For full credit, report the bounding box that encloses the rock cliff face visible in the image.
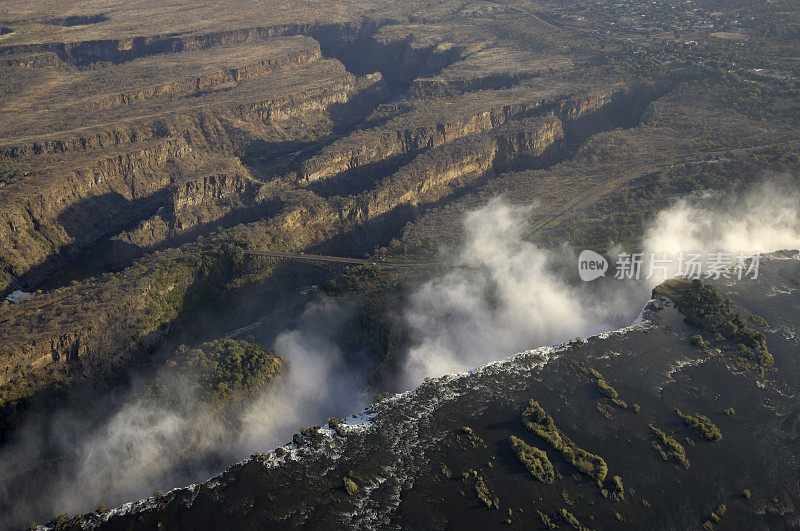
[0,65,384,291]
[0,76,647,408]
[90,42,324,111]
[296,86,626,186]
[0,9,664,462]
[118,171,276,248]
[0,138,191,288]
[298,101,542,184]
[0,64,631,298]
[0,24,330,66]
[0,60,381,159]
[353,116,565,218]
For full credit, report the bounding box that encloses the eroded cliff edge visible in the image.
[55,257,800,530]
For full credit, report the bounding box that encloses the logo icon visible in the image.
[578,250,608,281]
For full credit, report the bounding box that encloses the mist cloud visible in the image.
[401,178,800,387]
[400,198,645,387]
[642,179,800,283]
[0,299,370,528]
[235,298,370,453]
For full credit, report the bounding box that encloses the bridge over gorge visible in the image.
[243,249,437,269]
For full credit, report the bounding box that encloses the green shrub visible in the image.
[508,436,555,483]
[757,348,774,366]
[522,399,608,485]
[611,475,624,500]
[709,503,726,523]
[0,162,24,187]
[474,475,499,509]
[677,410,722,442]
[738,344,754,359]
[146,337,284,411]
[343,477,358,496]
[611,397,628,408]
[596,378,619,399]
[596,402,613,419]
[652,441,669,461]
[588,368,626,407]
[691,334,707,349]
[560,508,581,529]
[650,424,690,468]
[537,510,557,529]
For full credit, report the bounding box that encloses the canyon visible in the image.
[0,0,799,527]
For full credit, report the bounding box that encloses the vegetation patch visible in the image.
[656,279,774,373]
[343,476,358,496]
[0,162,24,187]
[649,424,690,468]
[508,435,555,483]
[596,402,613,420]
[611,475,625,501]
[586,367,627,408]
[596,378,618,400]
[473,473,499,509]
[522,399,608,486]
[447,426,486,451]
[676,410,723,442]
[704,503,727,528]
[560,508,582,529]
[328,417,348,437]
[146,337,284,411]
[537,510,557,529]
